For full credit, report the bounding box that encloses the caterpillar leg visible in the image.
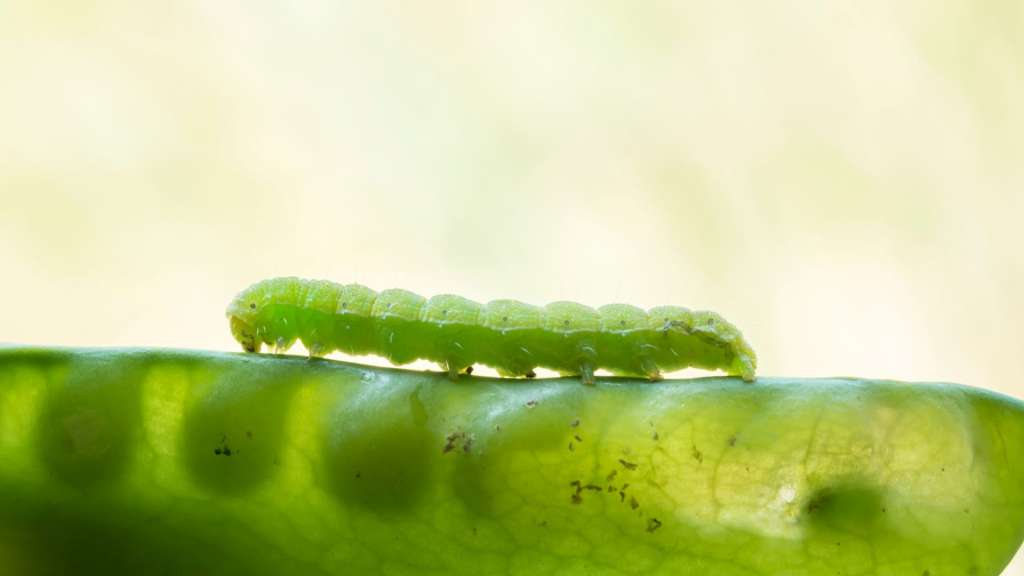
[274,337,290,354]
[640,357,662,381]
[579,362,595,386]
[307,343,327,358]
[524,370,537,379]
[444,361,463,381]
[576,344,597,386]
[463,365,474,375]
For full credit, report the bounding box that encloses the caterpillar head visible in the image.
[226,284,266,353]
[229,316,260,353]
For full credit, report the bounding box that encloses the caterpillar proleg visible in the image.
[226,277,757,383]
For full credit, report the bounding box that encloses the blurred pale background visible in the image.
[0,2,1022,569]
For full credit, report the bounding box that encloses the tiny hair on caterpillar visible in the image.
[226,277,757,384]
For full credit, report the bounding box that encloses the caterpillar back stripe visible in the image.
[226,277,757,384]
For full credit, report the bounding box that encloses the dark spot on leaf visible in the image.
[646,518,662,533]
[630,496,639,510]
[619,459,638,471]
[803,483,885,532]
[443,431,467,454]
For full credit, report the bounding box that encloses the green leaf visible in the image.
[1,346,1023,575]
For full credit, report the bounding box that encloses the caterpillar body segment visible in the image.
[227,277,758,382]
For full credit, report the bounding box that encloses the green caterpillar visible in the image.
[226,277,757,383]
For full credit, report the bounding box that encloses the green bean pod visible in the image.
[1,346,1023,575]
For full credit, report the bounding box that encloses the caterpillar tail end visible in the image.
[731,351,757,383]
